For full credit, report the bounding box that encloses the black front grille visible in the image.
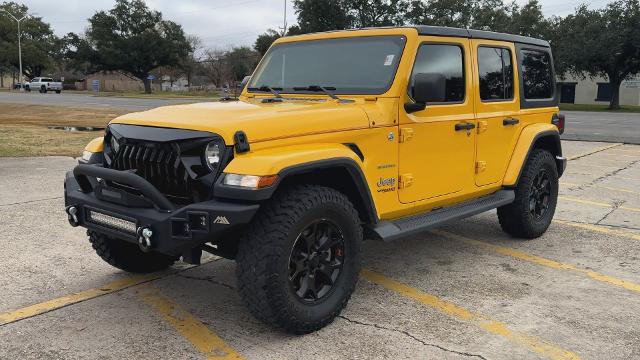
[111,142,194,202]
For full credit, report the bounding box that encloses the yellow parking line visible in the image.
[554,220,640,241]
[435,230,640,293]
[136,285,243,360]
[560,182,640,195]
[0,273,163,326]
[559,195,640,213]
[362,269,580,360]
[567,143,623,160]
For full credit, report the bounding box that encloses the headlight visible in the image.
[110,136,120,154]
[205,141,222,171]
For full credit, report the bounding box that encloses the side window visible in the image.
[520,49,553,99]
[410,44,465,103]
[478,47,513,101]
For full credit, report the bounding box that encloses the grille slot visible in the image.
[111,143,193,202]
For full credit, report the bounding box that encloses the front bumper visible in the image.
[64,165,259,256]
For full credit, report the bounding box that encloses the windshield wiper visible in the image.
[292,85,340,100]
[247,85,283,98]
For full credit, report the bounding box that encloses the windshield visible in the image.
[248,36,406,95]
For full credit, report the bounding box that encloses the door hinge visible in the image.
[477,120,488,134]
[476,161,487,173]
[399,173,414,189]
[399,128,414,143]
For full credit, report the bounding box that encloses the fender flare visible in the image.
[503,125,563,186]
[214,146,378,223]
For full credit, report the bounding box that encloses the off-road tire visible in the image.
[236,185,362,334]
[498,149,558,239]
[88,231,177,273]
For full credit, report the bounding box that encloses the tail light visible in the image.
[552,113,565,134]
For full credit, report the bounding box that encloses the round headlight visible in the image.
[205,142,221,171]
[110,136,120,154]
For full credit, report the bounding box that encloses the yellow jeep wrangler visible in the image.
[65,26,566,334]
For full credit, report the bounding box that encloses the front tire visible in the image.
[89,231,177,273]
[40,86,47,93]
[498,149,558,239]
[236,185,362,334]
[55,90,61,94]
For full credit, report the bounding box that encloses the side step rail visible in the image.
[367,190,515,242]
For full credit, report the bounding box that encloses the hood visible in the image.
[110,98,371,144]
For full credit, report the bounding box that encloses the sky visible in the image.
[20,0,611,50]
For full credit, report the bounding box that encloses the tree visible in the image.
[291,0,351,33]
[345,0,408,27]
[553,0,640,109]
[70,0,191,93]
[0,2,60,78]
[254,29,281,55]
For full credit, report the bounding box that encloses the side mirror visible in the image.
[405,73,447,113]
[240,75,251,89]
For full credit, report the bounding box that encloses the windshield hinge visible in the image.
[399,174,414,189]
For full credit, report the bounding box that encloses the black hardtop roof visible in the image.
[413,26,549,47]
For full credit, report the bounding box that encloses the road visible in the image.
[0,141,639,359]
[562,111,640,144]
[0,91,210,110]
[0,91,638,143]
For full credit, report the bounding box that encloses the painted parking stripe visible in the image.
[361,269,580,360]
[0,259,218,326]
[567,143,623,160]
[554,220,640,241]
[435,230,640,293]
[0,273,163,326]
[136,285,243,360]
[561,182,640,195]
[559,195,640,213]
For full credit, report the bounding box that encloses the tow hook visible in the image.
[137,227,153,252]
[66,206,80,227]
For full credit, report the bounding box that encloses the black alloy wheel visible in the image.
[529,169,551,219]
[288,219,345,302]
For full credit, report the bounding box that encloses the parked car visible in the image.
[65,26,566,334]
[25,77,62,93]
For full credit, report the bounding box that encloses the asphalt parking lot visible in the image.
[0,140,638,359]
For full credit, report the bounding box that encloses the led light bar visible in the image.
[86,209,137,235]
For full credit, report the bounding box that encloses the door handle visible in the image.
[455,122,476,131]
[503,118,520,126]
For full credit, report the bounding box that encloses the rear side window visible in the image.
[410,44,465,103]
[477,47,513,101]
[520,49,553,99]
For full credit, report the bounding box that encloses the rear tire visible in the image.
[55,90,61,94]
[236,185,362,334]
[88,231,177,273]
[498,149,558,239]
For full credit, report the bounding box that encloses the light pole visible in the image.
[1,10,29,91]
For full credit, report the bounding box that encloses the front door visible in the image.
[472,40,521,186]
[398,37,476,204]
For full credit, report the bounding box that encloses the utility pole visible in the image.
[1,10,29,91]
[280,0,287,36]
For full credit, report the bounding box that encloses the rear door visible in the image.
[472,40,521,186]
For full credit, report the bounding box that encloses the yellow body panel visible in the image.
[503,122,559,186]
[85,137,104,153]
[98,27,560,222]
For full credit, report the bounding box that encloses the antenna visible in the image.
[281,0,287,36]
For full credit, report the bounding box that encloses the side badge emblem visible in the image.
[387,132,395,141]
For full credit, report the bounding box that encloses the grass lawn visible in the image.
[0,103,128,157]
[559,103,640,112]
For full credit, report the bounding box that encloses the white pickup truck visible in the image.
[25,77,63,93]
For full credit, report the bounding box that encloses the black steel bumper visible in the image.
[64,165,259,256]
